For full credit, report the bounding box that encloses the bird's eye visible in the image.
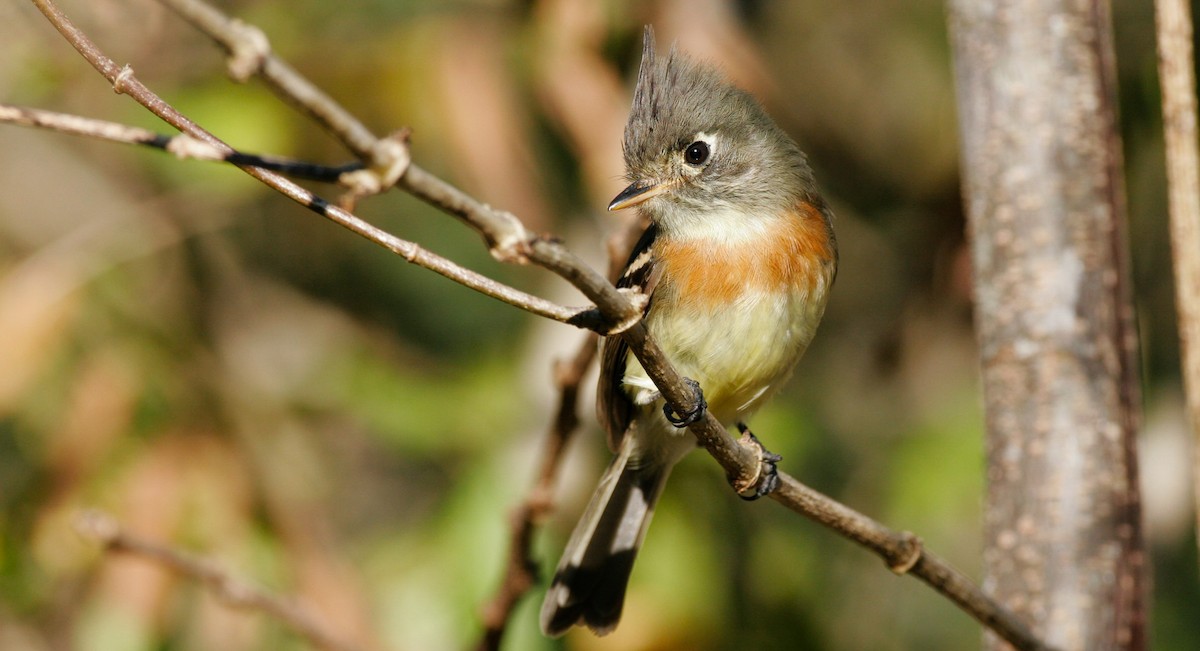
[684,141,710,166]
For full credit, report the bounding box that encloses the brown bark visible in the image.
[947,1,1146,650]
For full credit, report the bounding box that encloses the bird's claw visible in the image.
[663,377,706,427]
[734,423,782,500]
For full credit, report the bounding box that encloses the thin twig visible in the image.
[155,0,381,164]
[1,103,169,147]
[0,103,363,182]
[476,336,596,651]
[770,477,1052,650]
[74,510,369,651]
[1155,0,1200,570]
[157,0,412,209]
[30,1,1053,649]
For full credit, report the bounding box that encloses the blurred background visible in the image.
[0,0,1192,649]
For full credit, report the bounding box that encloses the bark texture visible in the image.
[947,1,1146,650]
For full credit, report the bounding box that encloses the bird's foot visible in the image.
[734,423,782,500]
[663,377,706,427]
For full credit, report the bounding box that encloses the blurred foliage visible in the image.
[0,0,1194,650]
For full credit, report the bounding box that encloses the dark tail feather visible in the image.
[540,440,670,637]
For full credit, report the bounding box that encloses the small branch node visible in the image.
[371,128,412,187]
[487,215,534,264]
[337,129,412,210]
[336,169,382,210]
[226,19,271,82]
[165,133,225,160]
[887,532,924,575]
[113,65,136,95]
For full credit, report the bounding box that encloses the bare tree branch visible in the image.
[0,103,367,182]
[28,0,1054,648]
[156,0,384,168]
[476,335,596,651]
[1155,0,1200,570]
[26,0,603,332]
[74,509,372,651]
[1,103,170,147]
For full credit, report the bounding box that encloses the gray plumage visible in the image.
[622,27,822,221]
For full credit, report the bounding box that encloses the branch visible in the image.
[156,0,383,166]
[156,0,403,209]
[1155,0,1200,570]
[0,103,366,182]
[476,335,596,651]
[27,0,603,333]
[74,510,369,651]
[770,478,1052,650]
[31,1,1053,649]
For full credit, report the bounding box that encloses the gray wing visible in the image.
[597,222,660,450]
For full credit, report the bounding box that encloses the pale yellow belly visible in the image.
[622,282,827,424]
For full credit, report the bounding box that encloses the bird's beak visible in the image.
[608,179,673,211]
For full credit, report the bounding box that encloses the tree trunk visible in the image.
[946,1,1147,650]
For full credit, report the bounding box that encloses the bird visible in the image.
[540,26,837,637]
